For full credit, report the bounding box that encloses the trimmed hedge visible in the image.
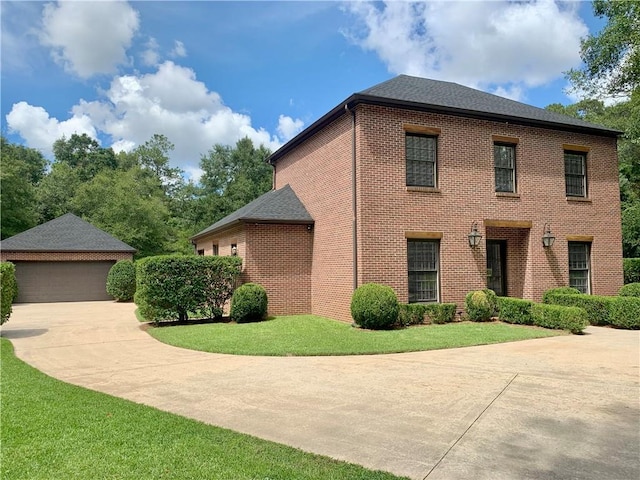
[106,260,136,301]
[351,283,399,330]
[542,286,581,304]
[397,303,457,326]
[1,262,17,325]
[465,290,493,322]
[543,293,614,326]
[497,297,534,325]
[609,297,640,329]
[230,283,268,323]
[623,258,640,284]
[135,255,242,323]
[531,303,588,334]
[619,283,640,297]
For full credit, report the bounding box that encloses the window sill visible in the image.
[566,196,592,203]
[406,186,441,193]
[495,192,520,198]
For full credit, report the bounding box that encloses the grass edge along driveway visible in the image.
[0,338,406,480]
[147,315,566,356]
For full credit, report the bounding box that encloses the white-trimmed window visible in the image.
[407,239,439,302]
[406,133,437,187]
[568,242,591,294]
[494,143,516,193]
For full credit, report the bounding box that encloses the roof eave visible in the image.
[267,93,622,164]
[190,217,315,242]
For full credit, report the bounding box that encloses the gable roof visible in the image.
[0,213,136,252]
[191,184,314,240]
[269,75,621,164]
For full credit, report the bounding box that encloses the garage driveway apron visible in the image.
[2,302,639,480]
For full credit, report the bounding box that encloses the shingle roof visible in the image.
[0,213,136,252]
[269,75,621,164]
[191,184,313,240]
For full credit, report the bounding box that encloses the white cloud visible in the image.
[141,37,160,66]
[5,102,97,156]
[6,61,292,171]
[277,115,305,141]
[345,0,588,94]
[170,40,187,58]
[40,0,139,78]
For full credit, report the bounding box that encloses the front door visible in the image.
[486,240,507,296]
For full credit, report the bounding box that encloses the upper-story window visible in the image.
[565,150,587,197]
[406,133,437,187]
[494,143,516,193]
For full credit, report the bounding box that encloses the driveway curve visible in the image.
[2,301,639,480]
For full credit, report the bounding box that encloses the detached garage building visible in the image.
[0,213,135,303]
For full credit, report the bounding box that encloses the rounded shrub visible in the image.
[483,288,498,316]
[619,282,640,297]
[542,286,581,304]
[465,290,493,322]
[106,260,136,301]
[350,283,399,330]
[230,283,268,323]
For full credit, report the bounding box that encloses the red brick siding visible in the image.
[1,251,133,262]
[356,104,622,310]
[244,224,312,315]
[194,225,246,260]
[274,114,355,321]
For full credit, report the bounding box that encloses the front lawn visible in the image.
[147,315,565,356]
[0,338,406,480]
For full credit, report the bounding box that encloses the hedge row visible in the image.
[1,262,18,325]
[135,255,243,323]
[623,258,640,284]
[619,283,640,297]
[544,292,640,329]
[497,297,588,333]
[397,303,457,326]
[106,260,136,301]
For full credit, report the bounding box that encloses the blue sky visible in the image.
[1,1,604,179]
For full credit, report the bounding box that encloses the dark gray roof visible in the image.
[192,184,313,239]
[0,213,136,252]
[269,75,621,164]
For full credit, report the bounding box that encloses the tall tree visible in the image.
[567,0,639,99]
[53,133,117,181]
[0,137,48,238]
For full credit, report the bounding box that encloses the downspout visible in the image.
[346,103,358,291]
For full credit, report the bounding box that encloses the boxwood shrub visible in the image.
[483,289,498,317]
[397,304,426,326]
[497,297,534,325]
[619,282,640,297]
[230,283,268,323]
[623,258,640,284]
[544,293,614,326]
[106,260,136,301]
[397,303,457,326]
[465,290,493,322]
[541,286,581,304]
[0,262,17,325]
[425,303,457,324]
[351,283,399,330]
[531,303,588,334]
[609,297,640,329]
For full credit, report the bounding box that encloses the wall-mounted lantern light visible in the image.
[231,244,238,256]
[468,222,482,248]
[542,223,555,248]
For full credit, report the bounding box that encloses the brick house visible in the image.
[193,75,623,321]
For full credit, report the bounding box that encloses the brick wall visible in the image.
[1,251,133,262]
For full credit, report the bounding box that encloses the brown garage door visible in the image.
[14,261,116,303]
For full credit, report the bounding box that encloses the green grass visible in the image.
[147,315,566,356]
[0,338,407,480]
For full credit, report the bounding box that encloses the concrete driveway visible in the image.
[2,302,639,480]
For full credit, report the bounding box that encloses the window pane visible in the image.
[408,240,439,303]
[494,145,514,168]
[568,242,590,294]
[406,134,436,187]
[565,152,586,197]
[408,272,438,302]
[495,167,514,192]
[494,144,515,192]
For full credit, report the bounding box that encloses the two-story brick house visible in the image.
[193,75,623,321]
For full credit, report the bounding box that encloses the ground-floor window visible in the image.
[407,239,439,302]
[568,242,591,294]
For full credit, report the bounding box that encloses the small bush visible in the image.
[483,289,498,316]
[619,283,640,297]
[497,297,534,325]
[542,286,581,304]
[351,283,399,330]
[531,303,588,334]
[623,258,640,284]
[465,290,493,322]
[230,283,268,323]
[106,260,136,301]
[1,262,18,325]
[397,304,426,326]
[425,303,457,324]
[544,293,614,326]
[609,297,640,329]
